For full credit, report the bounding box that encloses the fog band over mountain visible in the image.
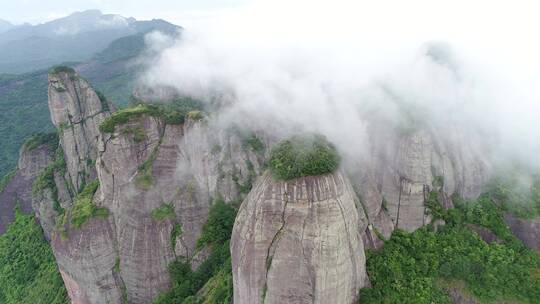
[141,0,540,172]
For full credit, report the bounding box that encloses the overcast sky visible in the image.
[0,0,247,25]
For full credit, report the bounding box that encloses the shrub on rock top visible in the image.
[269,134,341,180]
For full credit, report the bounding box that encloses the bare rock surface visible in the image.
[48,69,112,190]
[0,144,53,233]
[503,213,540,251]
[231,171,368,304]
[351,127,489,234]
[467,224,502,244]
[52,217,122,304]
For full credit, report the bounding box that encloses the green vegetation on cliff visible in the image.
[196,199,238,250]
[486,174,540,219]
[99,104,162,133]
[49,65,76,75]
[121,126,147,143]
[269,134,340,180]
[242,133,265,154]
[154,199,236,304]
[99,98,204,133]
[360,192,540,304]
[69,181,109,228]
[152,203,176,221]
[23,132,58,152]
[32,146,66,211]
[0,207,68,304]
[135,143,160,189]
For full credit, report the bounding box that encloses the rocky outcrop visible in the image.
[93,115,262,303]
[46,72,264,303]
[52,217,122,304]
[352,168,394,249]
[467,224,502,244]
[48,68,113,190]
[231,171,368,304]
[352,127,489,234]
[0,143,53,233]
[503,213,540,251]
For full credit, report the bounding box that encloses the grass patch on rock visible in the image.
[135,145,160,190]
[151,203,175,221]
[99,104,160,133]
[99,98,204,134]
[269,134,340,180]
[121,126,147,143]
[171,223,183,250]
[23,132,58,152]
[32,146,67,214]
[49,65,75,75]
[69,181,109,229]
[187,110,203,121]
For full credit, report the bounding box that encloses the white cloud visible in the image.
[142,0,540,170]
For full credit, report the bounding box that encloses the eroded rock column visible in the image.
[231,171,368,304]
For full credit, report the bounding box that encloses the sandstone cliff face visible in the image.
[353,128,489,235]
[48,69,113,190]
[0,143,53,233]
[45,70,264,303]
[53,216,123,304]
[91,116,261,303]
[231,171,368,304]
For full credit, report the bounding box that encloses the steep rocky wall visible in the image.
[0,143,53,233]
[231,171,369,304]
[352,128,489,235]
[48,69,113,190]
[52,216,123,304]
[47,79,264,304]
[94,115,262,303]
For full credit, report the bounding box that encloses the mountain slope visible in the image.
[0,10,179,74]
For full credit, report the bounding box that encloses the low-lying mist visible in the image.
[139,0,540,174]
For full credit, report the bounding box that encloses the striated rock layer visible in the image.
[43,69,264,303]
[48,68,113,190]
[352,127,490,248]
[231,171,369,304]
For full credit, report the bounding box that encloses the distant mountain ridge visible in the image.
[0,10,180,74]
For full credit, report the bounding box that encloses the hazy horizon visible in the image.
[0,0,246,26]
